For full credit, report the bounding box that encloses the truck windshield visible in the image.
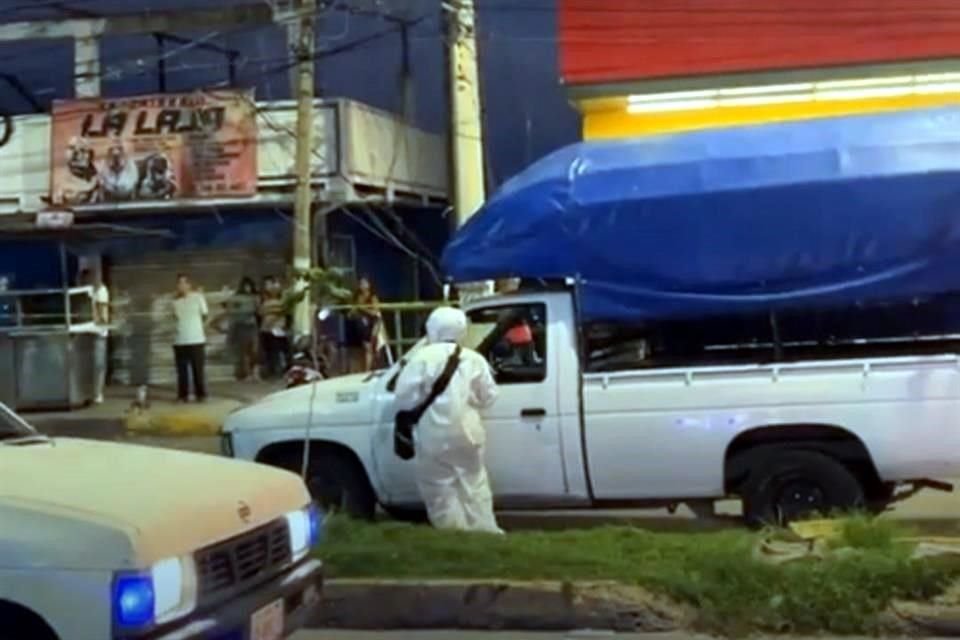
[0,403,37,439]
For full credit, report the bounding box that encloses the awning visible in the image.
[0,218,174,242]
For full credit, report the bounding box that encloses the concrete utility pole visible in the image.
[446,0,486,227]
[292,0,317,337]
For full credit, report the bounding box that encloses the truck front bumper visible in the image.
[126,558,323,640]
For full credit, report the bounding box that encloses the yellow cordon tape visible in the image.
[124,410,223,436]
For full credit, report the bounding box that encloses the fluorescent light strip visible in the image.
[626,72,960,114]
[816,75,916,90]
[627,98,718,113]
[628,89,717,104]
[717,82,814,97]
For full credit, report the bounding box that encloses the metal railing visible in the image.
[0,291,452,382]
[323,300,449,361]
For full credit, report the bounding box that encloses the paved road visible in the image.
[293,633,950,640]
[294,633,706,640]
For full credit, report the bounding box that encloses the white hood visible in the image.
[225,373,380,433]
[0,438,309,569]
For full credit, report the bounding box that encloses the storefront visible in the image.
[0,92,449,386]
[559,0,960,139]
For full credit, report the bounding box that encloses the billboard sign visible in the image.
[50,90,257,206]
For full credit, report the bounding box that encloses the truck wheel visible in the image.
[0,603,57,640]
[741,449,865,528]
[290,451,377,520]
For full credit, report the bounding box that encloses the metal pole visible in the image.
[292,0,317,337]
[154,33,166,93]
[447,0,485,226]
[74,25,101,98]
[59,241,70,329]
[228,52,238,87]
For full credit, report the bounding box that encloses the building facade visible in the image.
[559,0,960,139]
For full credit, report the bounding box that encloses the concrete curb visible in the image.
[309,580,693,632]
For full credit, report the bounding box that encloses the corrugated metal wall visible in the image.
[109,246,286,385]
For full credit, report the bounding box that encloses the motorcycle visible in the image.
[284,335,330,389]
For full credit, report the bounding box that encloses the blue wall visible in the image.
[86,207,449,300]
[0,0,576,298]
[0,241,64,289]
[0,0,580,188]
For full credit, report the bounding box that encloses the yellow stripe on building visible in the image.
[581,92,960,140]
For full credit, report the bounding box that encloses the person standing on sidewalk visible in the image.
[80,269,110,404]
[218,276,260,381]
[172,274,209,402]
[258,276,290,379]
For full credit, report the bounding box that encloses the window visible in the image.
[585,312,774,372]
[583,292,960,373]
[468,304,547,384]
[328,234,356,280]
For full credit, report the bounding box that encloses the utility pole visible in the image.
[447,0,486,227]
[292,0,317,337]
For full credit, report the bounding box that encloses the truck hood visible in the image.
[225,372,381,432]
[0,438,309,567]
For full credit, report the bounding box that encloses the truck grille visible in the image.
[195,519,292,601]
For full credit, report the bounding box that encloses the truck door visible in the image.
[466,302,568,505]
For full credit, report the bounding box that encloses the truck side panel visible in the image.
[582,355,960,500]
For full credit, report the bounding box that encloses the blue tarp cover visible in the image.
[441,107,960,322]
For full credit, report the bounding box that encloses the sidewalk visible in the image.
[25,381,280,450]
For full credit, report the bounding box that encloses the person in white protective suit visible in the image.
[394,306,503,534]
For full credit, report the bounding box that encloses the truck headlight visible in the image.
[113,556,197,629]
[285,504,323,560]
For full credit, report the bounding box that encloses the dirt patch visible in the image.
[312,580,693,632]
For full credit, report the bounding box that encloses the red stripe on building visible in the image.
[559,0,960,86]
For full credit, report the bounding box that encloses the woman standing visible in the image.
[258,276,290,379]
[220,277,259,381]
[348,277,381,372]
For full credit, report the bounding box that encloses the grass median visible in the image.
[319,516,960,635]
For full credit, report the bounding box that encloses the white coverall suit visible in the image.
[394,307,503,534]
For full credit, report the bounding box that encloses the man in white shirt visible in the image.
[172,274,209,402]
[80,269,110,404]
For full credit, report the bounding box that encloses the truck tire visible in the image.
[0,603,57,640]
[741,449,865,528]
[286,450,377,520]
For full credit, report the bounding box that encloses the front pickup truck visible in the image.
[0,402,323,640]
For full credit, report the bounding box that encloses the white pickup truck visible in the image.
[0,402,322,640]
[223,287,959,526]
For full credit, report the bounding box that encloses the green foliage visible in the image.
[317,516,957,636]
[283,267,354,314]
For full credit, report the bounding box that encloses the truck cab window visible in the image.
[467,304,547,384]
